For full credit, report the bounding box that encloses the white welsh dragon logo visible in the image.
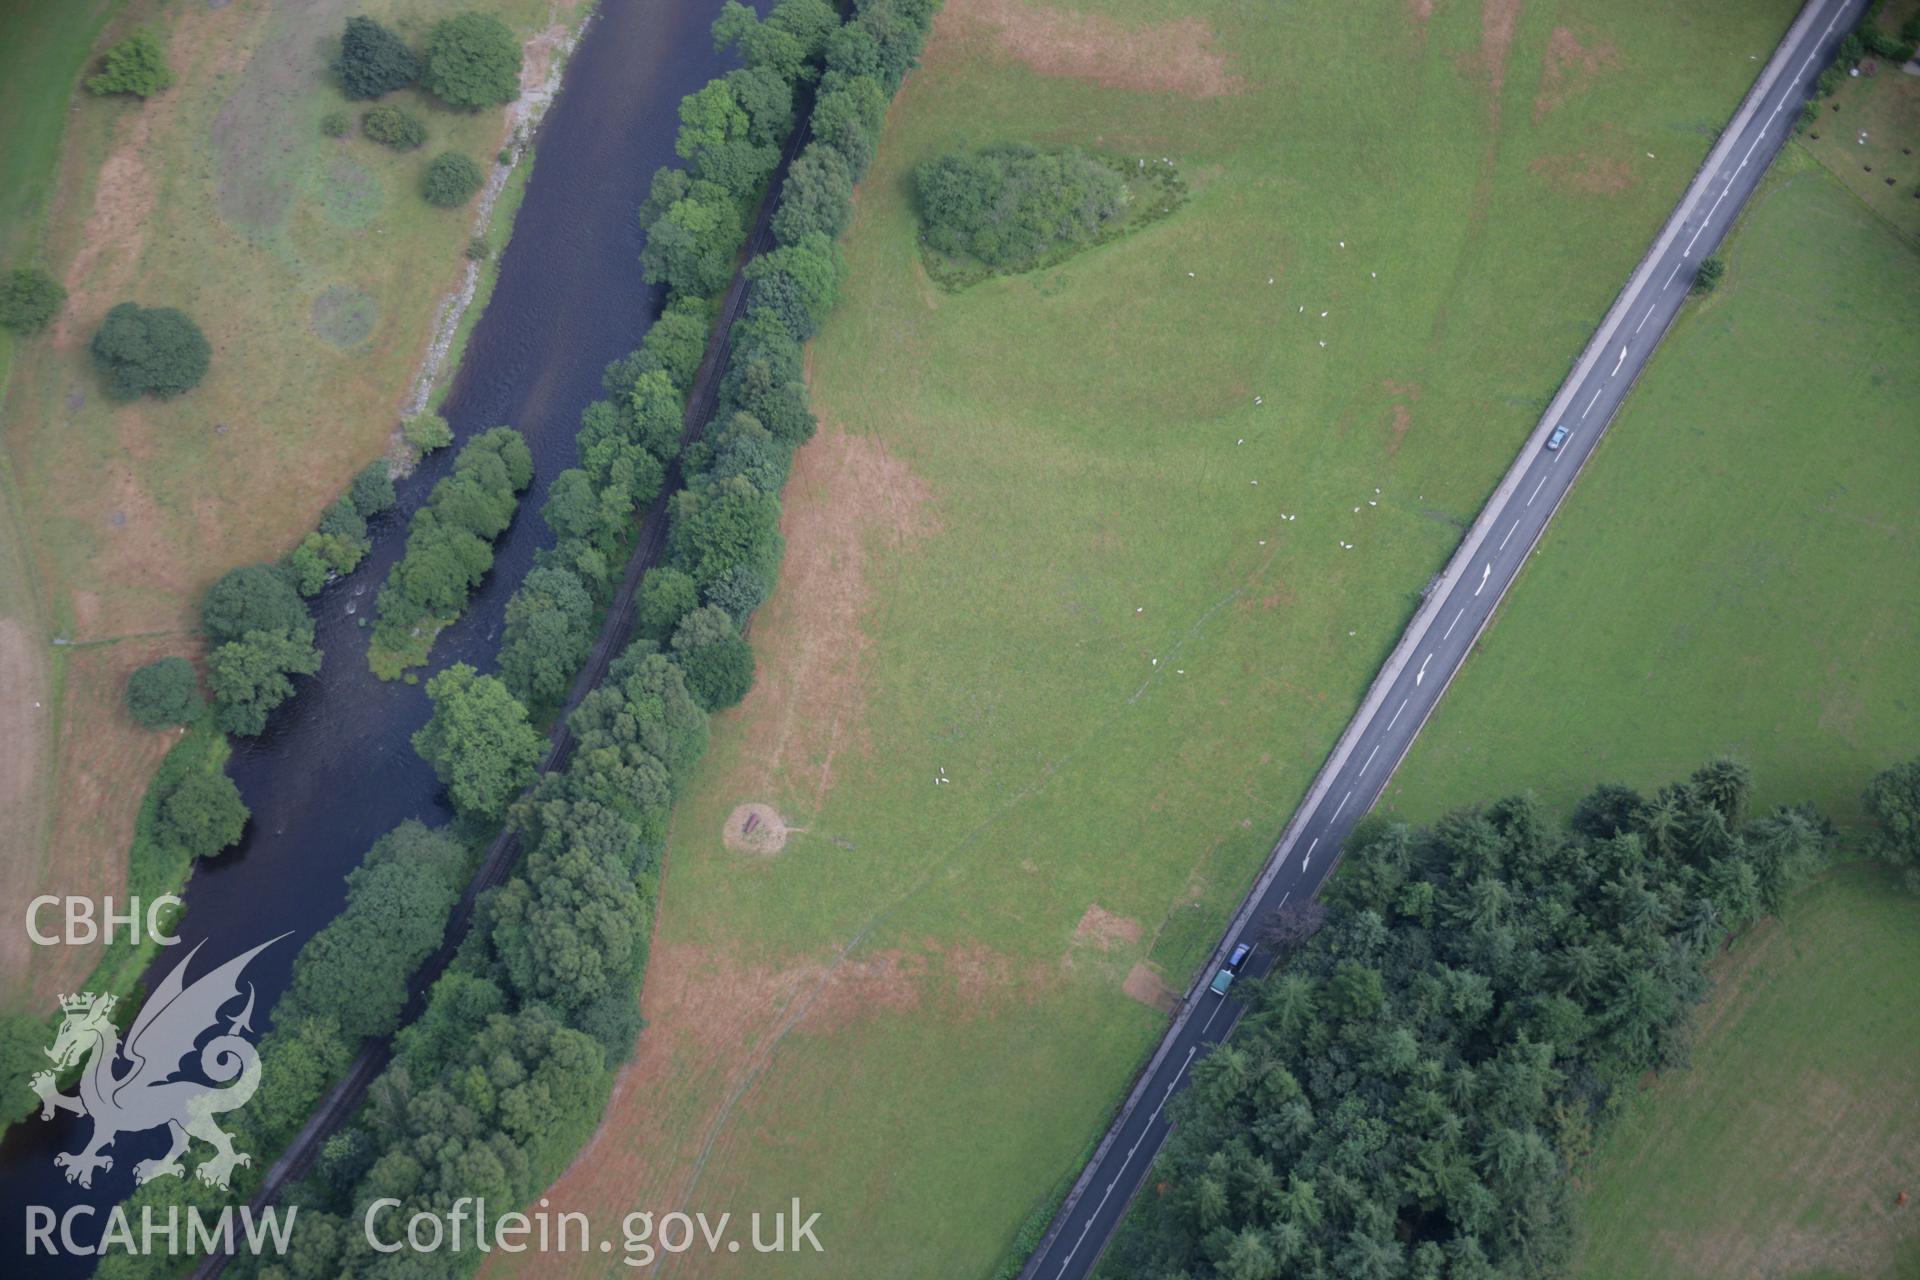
[30,937,283,1191]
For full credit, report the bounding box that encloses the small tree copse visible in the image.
[743,232,844,339]
[915,143,1127,272]
[0,267,67,333]
[89,303,211,399]
[334,16,419,100]
[638,170,745,298]
[498,566,594,706]
[321,109,352,139]
[87,29,175,98]
[422,151,485,207]
[772,143,855,246]
[637,567,700,640]
[126,656,203,728]
[362,105,428,151]
[670,605,755,710]
[202,564,311,644]
[421,12,522,110]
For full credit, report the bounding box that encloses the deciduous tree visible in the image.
[126,656,202,728]
[87,29,174,97]
[159,769,248,858]
[421,12,521,109]
[413,663,544,818]
[90,303,210,399]
[0,267,66,333]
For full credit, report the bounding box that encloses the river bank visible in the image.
[0,0,750,1266]
[0,0,593,1022]
[0,2,600,1122]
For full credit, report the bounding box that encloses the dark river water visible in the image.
[2,1,745,1269]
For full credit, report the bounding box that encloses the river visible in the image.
[0,0,744,1269]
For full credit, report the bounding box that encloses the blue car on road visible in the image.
[1208,942,1254,996]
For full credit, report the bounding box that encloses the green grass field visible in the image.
[478,2,1842,1277]
[1386,156,1920,835]
[1576,864,1920,1280]
[0,0,118,266]
[1800,0,1920,245]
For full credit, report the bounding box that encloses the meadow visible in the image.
[1576,864,1920,1280]
[476,1,1820,1276]
[0,0,576,1011]
[1386,157,1920,834]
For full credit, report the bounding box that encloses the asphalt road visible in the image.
[1017,1,1867,1275]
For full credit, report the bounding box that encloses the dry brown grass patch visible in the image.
[722,421,937,812]
[1123,961,1178,1012]
[500,935,1036,1278]
[1469,0,1524,99]
[1073,903,1143,949]
[6,637,188,1007]
[1534,24,1620,123]
[721,802,795,855]
[1529,149,1638,196]
[946,0,1244,99]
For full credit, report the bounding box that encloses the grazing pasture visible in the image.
[481,1,1820,1277]
[1388,159,1920,836]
